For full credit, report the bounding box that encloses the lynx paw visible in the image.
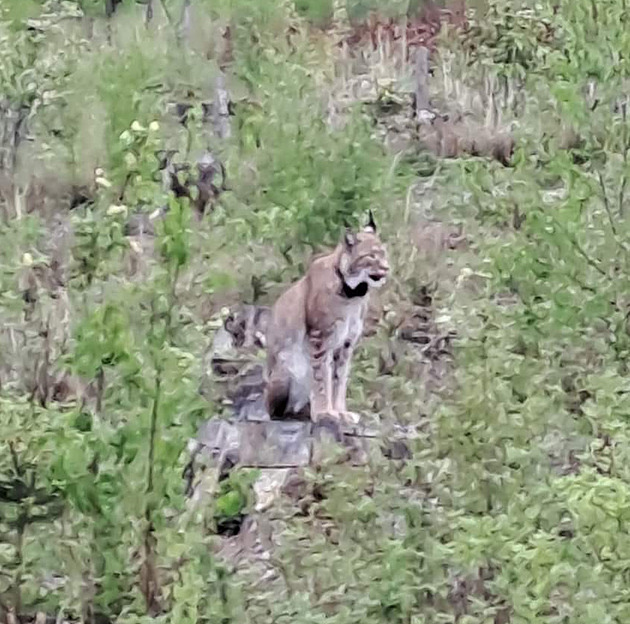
[313,413,343,443]
[312,410,343,442]
[339,411,361,426]
[312,409,340,423]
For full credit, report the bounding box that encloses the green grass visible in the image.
[2,0,630,622]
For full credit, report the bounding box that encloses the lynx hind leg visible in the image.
[265,365,311,421]
[292,400,311,421]
[265,368,291,420]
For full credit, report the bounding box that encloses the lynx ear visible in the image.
[344,228,356,249]
[365,209,377,233]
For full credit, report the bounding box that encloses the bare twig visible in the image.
[568,235,608,276]
[145,0,154,25]
[550,214,608,277]
[598,171,619,236]
[212,74,232,140]
[413,47,431,123]
[8,442,22,478]
[158,0,176,30]
[141,263,180,614]
[141,299,163,615]
[13,513,26,617]
[146,372,160,499]
[95,366,104,415]
[178,0,191,46]
[620,101,629,217]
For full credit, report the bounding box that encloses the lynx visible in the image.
[265,212,389,425]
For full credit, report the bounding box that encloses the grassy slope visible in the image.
[2,0,630,622]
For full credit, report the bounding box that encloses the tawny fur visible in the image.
[265,216,389,424]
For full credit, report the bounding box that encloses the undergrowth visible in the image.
[1,0,630,622]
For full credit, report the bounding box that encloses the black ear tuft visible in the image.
[366,209,377,233]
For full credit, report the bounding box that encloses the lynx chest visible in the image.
[327,298,367,350]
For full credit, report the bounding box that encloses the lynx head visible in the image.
[338,211,390,291]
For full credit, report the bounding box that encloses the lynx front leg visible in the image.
[333,342,360,425]
[308,330,336,421]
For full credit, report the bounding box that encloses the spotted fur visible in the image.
[265,213,389,424]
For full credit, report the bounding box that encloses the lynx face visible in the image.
[338,228,390,290]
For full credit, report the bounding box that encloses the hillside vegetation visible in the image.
[2,0,630,622]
